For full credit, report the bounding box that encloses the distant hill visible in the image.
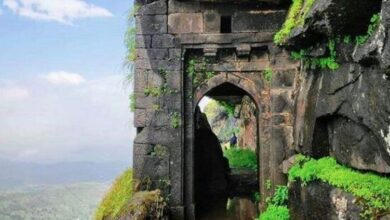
[0,160,129,189]
[0,182,109,220]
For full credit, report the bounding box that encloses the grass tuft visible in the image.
[95,168,133,220]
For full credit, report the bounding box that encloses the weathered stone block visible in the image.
[271,90,294,113]
[135,35,151,48]
[232,11,286,33]
[133,155,170,179]
[134,143,154,155]
[272,70,296,88]
[204,11,220,33]
[289,181,362,220]
[136,48,169,60]
[136,15,167,34]
[168,0,201,13]
[151,34,177,48]
[168,13,204,34]
[136,0,167,15]
[134,109,147,127]
[135,59,181,72]
[135,93,159,109]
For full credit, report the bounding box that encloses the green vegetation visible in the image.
[0,183,108,220]
[265,179,272,190]
[121,190,166,219]
[129,94,136,112]
[203,99,240,142]
[354,13,381,46]
[187,57,216,88]
[124,5,139,82]
[289,156,390,218]
[223,148,258,170]
[263,68,273,82]
[274,0,316,45]
[259,185,290,220]
[95,168,133,220]
[217,100,235,117]
[170,112,181,129]
[291,39,339,70]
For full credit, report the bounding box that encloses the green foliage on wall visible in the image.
[354,13,381,46]
[95,169,133,220]
[291,39,339,70]
[274,0,316,45]
[187,57,216,88]
[289,156,390,218]
[263,68,273,83]
[129,94,136,112]
[170,112,181,129]
[259,185,290,220]
[223,148,258,170]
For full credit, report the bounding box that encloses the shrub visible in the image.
[95,168,133,220]
[259,185,290,220]
[223,148,258,170]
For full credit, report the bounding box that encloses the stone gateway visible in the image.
[132,0,390,219]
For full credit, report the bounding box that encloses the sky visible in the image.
[0,0,135,164]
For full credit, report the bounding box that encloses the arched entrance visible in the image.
[194,82,260,220]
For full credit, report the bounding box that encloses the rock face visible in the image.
[293,0,390,173]
[287,0,382,48]
[194,107,229,219]
[289,181,362,220]
[237,96,258,151]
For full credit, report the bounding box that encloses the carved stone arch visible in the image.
[193,73,262,112]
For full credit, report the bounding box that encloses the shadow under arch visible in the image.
[192,76,261,220]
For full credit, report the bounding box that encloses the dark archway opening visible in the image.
[194,82,260,220]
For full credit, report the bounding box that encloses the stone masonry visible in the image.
[132,0,299,219]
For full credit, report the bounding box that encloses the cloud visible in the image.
[0,75,134,163]
[0,87,30,101]
[43,71,86,85]
[3,0,113,24]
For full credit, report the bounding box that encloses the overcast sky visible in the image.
[0,0,135,164]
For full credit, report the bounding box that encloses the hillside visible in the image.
[0,182,109,220]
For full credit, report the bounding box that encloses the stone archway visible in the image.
[193,80,261,220]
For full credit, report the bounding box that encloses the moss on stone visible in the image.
[289,156,390,218]
[274,0,316,45]
[121,190,166,220]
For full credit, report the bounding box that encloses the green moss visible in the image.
[355,13,381,46]
[259,205,290,220]
[291,39,339,70]
[263,68,273,83]
[95,168,133,220]
[274,0,316,45]
[223,148,258,170]
[289,156,390,218]
[259,185,290,220]
[170,112,181,129]
[123,190,166,219]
